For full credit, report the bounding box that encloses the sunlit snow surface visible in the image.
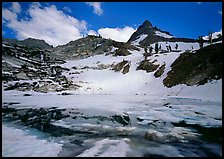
[56,41,221,101]
[77,138,131,157]
[203,30,222,40]
[131,34,148,45]
[155,31,173,38]
[2,124,63,157]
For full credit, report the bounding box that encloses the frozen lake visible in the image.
[2,93,222,157]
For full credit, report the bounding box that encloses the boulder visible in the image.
[114,48,131,56]
[154,63,166,78]
[136,60,159,73]
[112,60,130,73]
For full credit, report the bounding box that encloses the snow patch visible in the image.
[2,124,63,157]
[203,30,222,40]
[77,138,130,157]
[131,34,148,45]
[155,31,173,38]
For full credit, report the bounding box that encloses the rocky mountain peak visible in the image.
[142,20,153,29]
[136,20,154,34]
[127,19,159,44]
[127,20,197,46]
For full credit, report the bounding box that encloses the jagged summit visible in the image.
[134,20,154,35]
[127,20,196,46]
[142,20,153,29]
[127,19,172,45]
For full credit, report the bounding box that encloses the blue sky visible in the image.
[2,2,222,46]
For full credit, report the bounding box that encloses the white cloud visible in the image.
[88,30,98,36]
[218,11,222,15]
[3,2,135,46]
[85,2,103,16]
[98,26,136,42]
[196,2,202,4]
[63,7,72,13]
[2,3,87,47]
[11,2,21,13]
[2,8,18,21]
[30,2,41,9]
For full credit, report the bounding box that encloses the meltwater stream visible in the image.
[2,94,222,157]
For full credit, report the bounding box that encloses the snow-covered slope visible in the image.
[56,41,221,102]
[155,31,173,38]
[2,38,221,102]
[131,34,148,45]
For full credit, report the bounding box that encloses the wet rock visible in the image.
[46,124,75,136]
[72,66,77,69]
[4,82,33,91]
[16,72,31,80]
[56,87,64,92]
[166,134,180,142]
[2,73,18,81]
[136,117,144,122]
[163,103,170,106]
[39,108,48,115]
[112,115,130,126]
[2,106,16,114]
[143,153,165,157]
[67,84,82,91]
[71,139,84,146]
[69,71,80,75]
[172,121,222,144]
[3,107,73,136]
[61,92,73,95]
[81,66,90,69]
[33,82,59,93]
[24,93,32,96]
[17,109,28,117]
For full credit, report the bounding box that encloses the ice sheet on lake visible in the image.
[2,124,63,157]
[77,138,131,157]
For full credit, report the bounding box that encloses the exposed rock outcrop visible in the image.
[136,59,159,73]
[163,43,222,87]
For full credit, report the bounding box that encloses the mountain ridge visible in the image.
[2,37,53,50]
[127,20,197,46]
